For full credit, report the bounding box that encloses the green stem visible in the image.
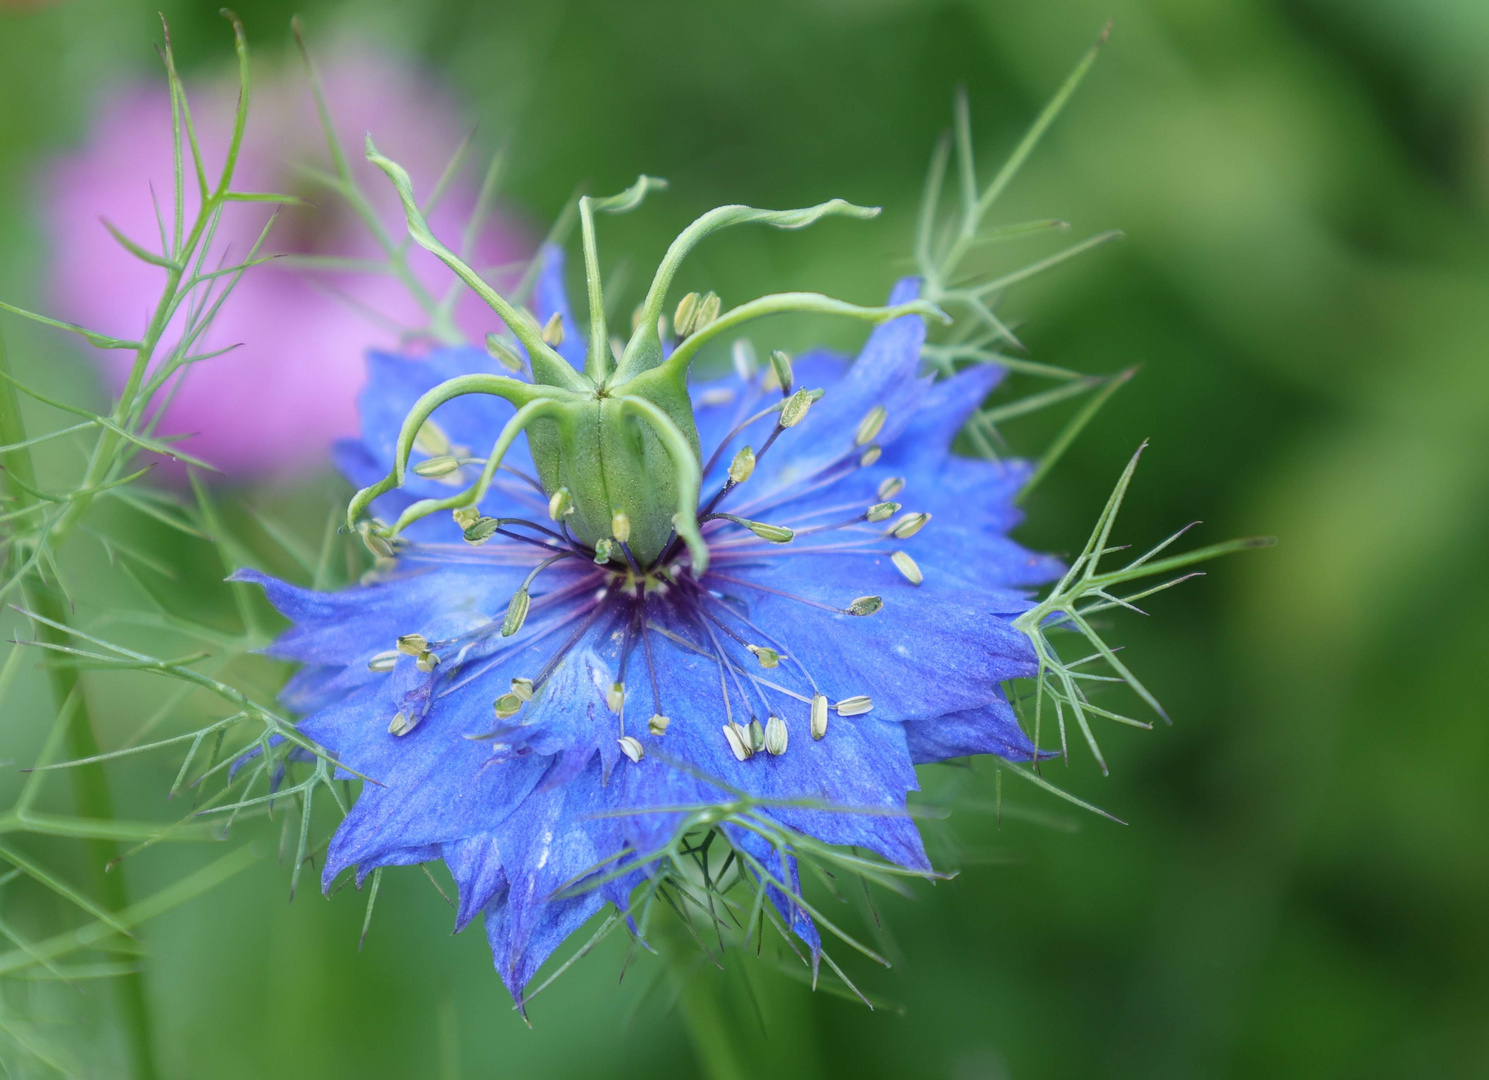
[664,933,750,1080]
[0,336,158,1079]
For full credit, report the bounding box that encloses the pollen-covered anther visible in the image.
[367,649,399,673]
[413,455,461,479]
[859,445,882,467]
[855,404,887,446]
[452,505,481,530]
[617,736,645,764]
[865,501,901,523]
[485,332,524,373]
[510,677,534,702]
[494,693,522,720]
[810,693,829,739]
[722,722,753,761]
[889,512,931,538]
[746,644,782,669]
[606,683,625,715]
[769,349,794,393]
[764,715,788,756]
[835,695,873,717]
[502,589,531,637]
[593,538,616,564]
[728,445,756,484]
[547,487,573,520]
[891,550,924,585]
[463,516,501,545]
[541,311,565,346]
[847,595,884,616]
[611,512,631,544]
[648,714,670,736]
[779,387,813,428]
[388,710,419,737]
[878,476,905,499]
[416,649,440,673]
[396,634,428,656]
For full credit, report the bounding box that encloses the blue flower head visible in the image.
[234,153,1097,1007]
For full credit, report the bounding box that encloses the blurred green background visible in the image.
[2,0,1488,1077]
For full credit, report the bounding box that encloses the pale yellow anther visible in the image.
[648,714,671,736]
[673,292,701,336]
[413,419,453,457]
[722,722,752,761]
[396,634,428,656]
[694,291,721,332]
[611,512,632,544]
[413,455,461,479]
[835,695,873,717]
[452,506,482,530]
[889,512,931,538]
[494,693,522,720]
[502,589,531,637]
[891,550,923,585]
[866,501,900,523]
[389,710,422,736]
[855,405,886,446]
[878,476,905,499]
[764,715,788,756]
[811,694,829,739]
[510,677,534,702]
[541,311,565,346]
[416,650,440,673]
[780,388,813,428]
[548,487,573,520]
[747,644,782,668]
[367,650,399,673]
[606,683,626,715]
[618,736,645,763]
[768,350,794,393]
[729,445,756,484]
[859,446,882,467]
[485,333,524,372]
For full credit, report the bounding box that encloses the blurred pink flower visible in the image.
[45,40,527,479]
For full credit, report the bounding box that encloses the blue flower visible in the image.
[238,232,1063,1003]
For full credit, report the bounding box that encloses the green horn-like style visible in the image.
[349,144,949,571]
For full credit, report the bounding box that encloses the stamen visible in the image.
[501,553,574,637]
[617,735,644,763]
[494,693,522,720]
[747,718,766,753]
[396,634,428,656]
[877,476,905,499]
[593,538,617,565]
[866,501,901,523]
[648,714,671,736]
[707,513,794,543]
[722,722,752,761]
[389,710,417,736]
[367,650,399,673]
[732,338,758,380]
[768,349,794,394]
[847,596,883,616]
[728,445,756,484]
[606,683,625,715]
[764,715,788,756]
[835,695,873,717]
[611,512,631,544]
[891,550,923,585]
[859,445,882,467]
[414,418,454,457]
[548,487,573,520]
[673,292,701,336]
[416,650,440,673]
[746,644,782,669]
[780,387,813,428]
[453,506,482,530]
[541,311,564,346]
[413,455,461,479]
[855,405,887,446]
[510,677,534,701]
[484,332,525,373]
[888,512,931,538]
[811,694,829,739]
